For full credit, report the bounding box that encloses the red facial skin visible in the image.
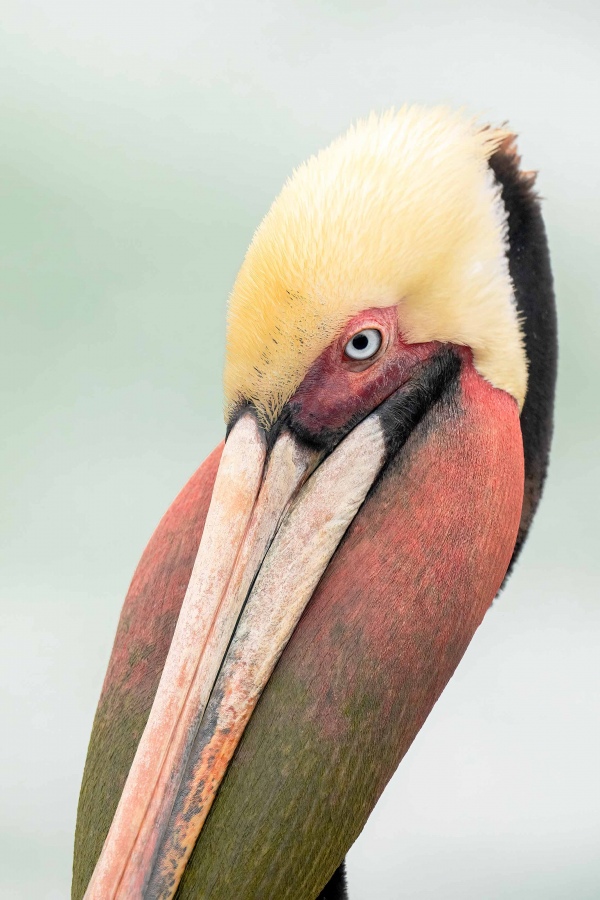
[73,309,524,900]
[288,306,457,440]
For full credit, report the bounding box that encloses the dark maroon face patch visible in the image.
[284,306,457,444]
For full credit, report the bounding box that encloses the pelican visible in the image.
[72,106,557,900]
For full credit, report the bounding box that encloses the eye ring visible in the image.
[344,328,382,361]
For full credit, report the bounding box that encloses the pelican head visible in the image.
[73,106,557,900]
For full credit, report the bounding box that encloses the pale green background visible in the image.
[1,1,599,898]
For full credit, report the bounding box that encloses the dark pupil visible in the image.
[352,334,369,351]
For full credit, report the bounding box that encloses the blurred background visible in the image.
[1,1,599,897]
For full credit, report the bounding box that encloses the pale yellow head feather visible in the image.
[224,105,527,425]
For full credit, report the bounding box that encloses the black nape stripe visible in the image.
[316,860,349,900]
[489,144,558,573]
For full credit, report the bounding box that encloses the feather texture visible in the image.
[224,106,526,425]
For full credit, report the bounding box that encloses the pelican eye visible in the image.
[344,328,382,361]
